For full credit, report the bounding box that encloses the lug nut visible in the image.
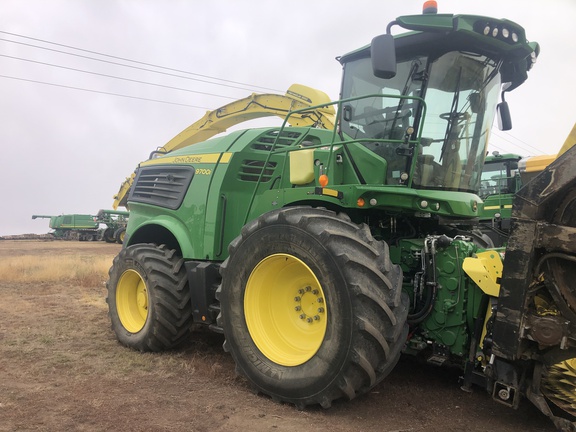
[318,307,325,313]
[298,289,305,295]
[312,289,319,295]
[314,315,320,321]
[306,317,313,323]
[317,298,324,303]
[294,296,301,302]
[295,306,301,311]
[299,314,306,320]
[305,286,311,292]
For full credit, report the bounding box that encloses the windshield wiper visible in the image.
[439,67,463,163]
[389,60,423,133]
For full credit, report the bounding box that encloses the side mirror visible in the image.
[497,102,512,131]
[371,34,396,79]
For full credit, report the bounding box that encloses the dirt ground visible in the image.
[0,240,556,432]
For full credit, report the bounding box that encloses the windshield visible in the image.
[341,56,426,183]
[340,56,426,141]
[341,51,501,192]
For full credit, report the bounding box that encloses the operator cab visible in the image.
[338,7,538,195]
[479,153,522,199]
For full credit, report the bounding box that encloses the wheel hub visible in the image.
[294,285,325,324]
[137,290,148,309]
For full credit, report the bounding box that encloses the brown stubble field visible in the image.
[0,240,555,431]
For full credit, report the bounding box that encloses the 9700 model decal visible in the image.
[195,168,212,176]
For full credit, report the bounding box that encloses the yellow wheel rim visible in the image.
[244,253,328,367]
[119,231,125,242]
[116,269,148,333]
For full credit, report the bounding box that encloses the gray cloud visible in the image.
[1,0,575,235]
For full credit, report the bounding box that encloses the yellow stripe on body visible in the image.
[484,204,513,210]
[140,152,232,166]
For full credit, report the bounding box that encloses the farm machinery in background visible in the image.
[31,214,99,241]
[107,2,576,430]
[477,152,523,247]
[96,209,130,243]
[32,210,129,243]
[479,122,576,247]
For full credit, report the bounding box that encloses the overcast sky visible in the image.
[1,0,575,235]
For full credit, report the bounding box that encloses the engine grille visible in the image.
[238,160,277,182]
[129,166,195,209]
[250,130,302,151]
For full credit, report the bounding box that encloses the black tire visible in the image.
[548,188,576,314]
[103,228,116,243]
[106,243,193,352]
[114,228,126,244]
[218,207,408,408]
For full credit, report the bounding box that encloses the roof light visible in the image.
[475,20,521,44]
[528,51,538,70]
[422,0,438,14]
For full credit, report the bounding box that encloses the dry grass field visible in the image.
[0,240,556,431]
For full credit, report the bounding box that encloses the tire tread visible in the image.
[219,207,408,408]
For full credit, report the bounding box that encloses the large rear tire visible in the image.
[114,227,127,244]
[103,228,116,243]
[218,207,408,408]
[106,243,192,352]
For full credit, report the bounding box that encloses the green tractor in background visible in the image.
[478,152,522,246]
[106,4,576,430]
[478,121,576,247]
[97,209,130,244]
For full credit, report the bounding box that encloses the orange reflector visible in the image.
[319,174,329,187]
[357,198,365,207]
